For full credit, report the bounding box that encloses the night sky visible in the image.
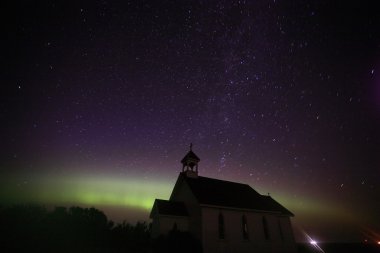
[1,0,380,243]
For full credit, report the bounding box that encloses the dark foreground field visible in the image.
[297,243,380,253]
[2,205,379,253]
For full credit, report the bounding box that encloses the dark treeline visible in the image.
[0,205,201,253]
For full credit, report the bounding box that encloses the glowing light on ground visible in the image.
[301,229,325,253]
[360,226,380,245]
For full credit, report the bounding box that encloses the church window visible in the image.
[242,215,249,240]
[218,212,225,239]
[262,216,270,240]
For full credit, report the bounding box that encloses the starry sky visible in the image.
[1,0,380,243]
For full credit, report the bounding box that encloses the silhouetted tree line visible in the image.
[0,205,202,253]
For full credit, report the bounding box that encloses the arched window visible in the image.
[242,215,249,240]
[218,212,225,239]
[262,216,270,240]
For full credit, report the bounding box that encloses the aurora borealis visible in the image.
[2,0,380,243]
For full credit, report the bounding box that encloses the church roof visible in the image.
[181,150,200,163]
[151,199,188,217]
[181,173,294,216]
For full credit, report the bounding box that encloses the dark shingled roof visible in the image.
[153,199,188,217]
[181,150,200,163]
[181,173,293,216]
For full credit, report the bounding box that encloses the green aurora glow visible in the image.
[0,174,171,212]
[0,172,353,226]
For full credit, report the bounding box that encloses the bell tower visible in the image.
[181,143,200,178]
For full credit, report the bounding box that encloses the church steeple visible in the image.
[181,143,200,178]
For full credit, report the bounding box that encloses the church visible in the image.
[150,146,297,253]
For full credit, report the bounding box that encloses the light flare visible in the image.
[301,229,325,253]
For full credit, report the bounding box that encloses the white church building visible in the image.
[150,146,297,253]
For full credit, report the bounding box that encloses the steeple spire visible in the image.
[181,143,200,178]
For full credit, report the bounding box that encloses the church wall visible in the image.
[170,180,202,239]
[151,213,160,238]
[278,216,297,250]
[262,214,297,253]
[154,215,189,236]
[150,200,190,238]
[201,207,296,253]
[170,179,198,204]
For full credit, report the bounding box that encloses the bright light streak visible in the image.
[300,228,325,253]
[360,226,380,245]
